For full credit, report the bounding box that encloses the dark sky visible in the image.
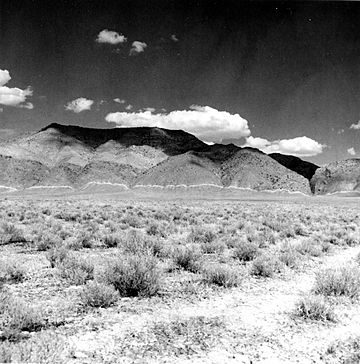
[0,0,360,164]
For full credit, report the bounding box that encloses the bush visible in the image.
[172,245,202,273]
[202,264,242,288]
[313,266,360,299]
[80,281,119,308]
[146,222,168,238]
[35,232,61,251]
[294,295,336,321]
[103,234,122,248]
[0,223,27,245]
[103,254,161,297]
[201,240,226,254]
[75,232,96,249]
[295,239,323,257]
[279,250,299,269]
[233,241,259,262]
[187,227,217,245]
[251,254,283,278]
[45,246,69,268]
[119,229,162,256]
[0,331,68,363]
[58,254,94,285]
[0,291,45,338]
[0,262,27,284]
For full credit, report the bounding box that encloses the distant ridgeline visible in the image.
[0,123,358,195]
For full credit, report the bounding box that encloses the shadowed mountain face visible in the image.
[269,153,319,181]
[0,123,324,194]
[311,159,360,195]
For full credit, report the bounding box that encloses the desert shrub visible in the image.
[122,214,143,228]
[293,224,309,236]
[0,223,26,245]
[202,264,242,288]
[233,241,259,262]
[80,281,119,308]
[295,239,323,257]
[122,316,225,358]
[0,262,26,284]
[172,245,202,273]
[119,229,162,256]
[75,231,96,249]
[187,227,217,245]
[58,254,94,285]
[279,249,299,269]
[103,233,122,248]
[294,295,336,321]
[201,239,227,254]
[313,266,360,299]
[45,246,69,268]
[344,233,359,247]
[103,254,161,297]
[146,222,168,238]
[35,232,61,251]
[0,331,68,363]
[0,291,45,338]
[325,336,360,364]
[251,254,283,278]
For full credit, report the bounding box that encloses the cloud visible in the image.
[347,147,356,156]
[114,98,126,104]
[125,104,133,110]
[350,121,360,130]
[105,105,251,142]
[0,69,33,108]
[129,41,147,55]
[96,29,127,44]
[171,34,179,42]
[244,136,324,157]
[65,97,94,113]
[0,70,11,86]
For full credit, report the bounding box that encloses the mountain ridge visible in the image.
[0,123,353,195]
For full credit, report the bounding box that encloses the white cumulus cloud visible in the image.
[129,41,147,55]
[105,105,251,143]
[0,69,33,108]
[114,98,126,104]
[347,147,356,156]
[350,121,360,130]
[244,135,324,157]
[96,29,127,44]
[65,97,94,113]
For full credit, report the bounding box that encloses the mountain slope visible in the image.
[269,153,319,180]
[0,123,319,194]
[310,159,360,194]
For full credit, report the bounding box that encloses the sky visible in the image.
[0,0,360,165]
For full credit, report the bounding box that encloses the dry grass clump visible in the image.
[314,266,360,299]
[0,261,27,284]
[0,223,26,245]
[45,246,69,268]
[187,227,217,245]
[233,240,259,262]
[201,239,227,254]
[80,281,119,308]
[0,290,45,340]
[103,233,122,248]
[202,264,243,288]
[325,336,360,364]
[121,316,225,358]
[294,295,336,322]
[0,331,69,363]
[34,231,62,251]
[251,254,283,278]
[295,238,323,257]
[58,254,94,285]
[103,254,161,297]
[172,245,202,273]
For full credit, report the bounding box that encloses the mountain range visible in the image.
[0,123,358,195]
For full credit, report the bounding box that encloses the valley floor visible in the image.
[0,196,359,363]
